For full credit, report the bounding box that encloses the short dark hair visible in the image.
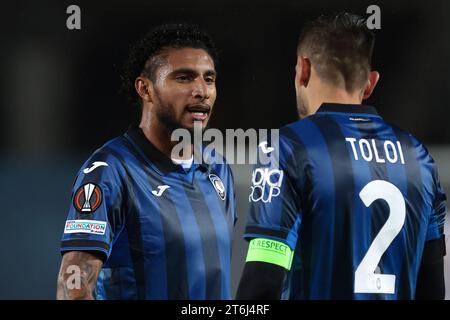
[121,23,218,108]
[297,12,375,92]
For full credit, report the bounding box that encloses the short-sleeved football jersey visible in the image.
[61,127,237,299]
[245,103,446,299]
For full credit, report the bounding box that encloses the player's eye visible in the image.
[175,75,190,82]
[205,76,215,84]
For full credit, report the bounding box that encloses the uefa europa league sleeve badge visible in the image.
[73,183,103,213]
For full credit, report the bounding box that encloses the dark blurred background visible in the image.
[0,0,449,299]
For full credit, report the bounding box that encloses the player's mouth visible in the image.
[186,104,211,121]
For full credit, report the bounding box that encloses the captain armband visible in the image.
[246,238,294,270]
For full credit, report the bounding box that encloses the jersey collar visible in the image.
[316,103,380,117]
[125,126,209,175]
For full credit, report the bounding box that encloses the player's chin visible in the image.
[182,118,209,132]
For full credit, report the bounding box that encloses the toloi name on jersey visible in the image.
[345,137,405,164]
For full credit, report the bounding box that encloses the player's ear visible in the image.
[135,76,154,103]
[296,56,311,88]
[362,70,380,100]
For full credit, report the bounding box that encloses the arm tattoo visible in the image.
[56,251,103,300]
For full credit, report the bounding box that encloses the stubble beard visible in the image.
[153,93,210,141]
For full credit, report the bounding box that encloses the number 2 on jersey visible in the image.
[354,180,406,294]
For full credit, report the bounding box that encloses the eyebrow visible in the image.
[171,68,217,77]
[204,70,217,77]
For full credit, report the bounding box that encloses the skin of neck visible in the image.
[302,68,365,117]
[139,106,193,160]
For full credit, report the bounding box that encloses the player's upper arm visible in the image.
[60,150,126,261]
[239,129,308,299]
[245,131,304,249]
[422,147,447,241]
[415,236,446,299]
[236,237,294,299]
[409,141,447,299]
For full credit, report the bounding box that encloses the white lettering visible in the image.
[384,140,398,163]
[249,168,284,203]
[345,137,405,164]
[345,137,359,160]
[359,139,373,161]
[397,141,405,164]
[371,139,385,163]
[366,5,381,30]
[181,304,215,318]
[66,5,81,30]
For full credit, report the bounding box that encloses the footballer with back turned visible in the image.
[237,12,446,299]
[56,23,237,300]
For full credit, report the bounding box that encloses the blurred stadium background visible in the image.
[0,0,449,299]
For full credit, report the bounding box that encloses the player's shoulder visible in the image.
[276,119,312,149]
[383,120,438,171]
[281,118,303,134]
[78,135,130,177]
[258,120,310,168]
[385,121,429,153]
[69,135,131,194]
[280,115,325,138]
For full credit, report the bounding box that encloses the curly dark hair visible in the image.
[297,12,375,92]
[121,23,218,114]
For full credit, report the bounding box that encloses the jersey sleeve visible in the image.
[244,132,304,250]
[60,150,126,261]
[425,155,447,242]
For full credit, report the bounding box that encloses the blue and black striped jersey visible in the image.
[61,127,237,299]
[245,103,446,299]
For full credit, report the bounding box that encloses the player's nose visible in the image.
[191,79,209,100]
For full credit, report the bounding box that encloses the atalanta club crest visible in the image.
[209,174,226,200]
[73,183,102,213]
